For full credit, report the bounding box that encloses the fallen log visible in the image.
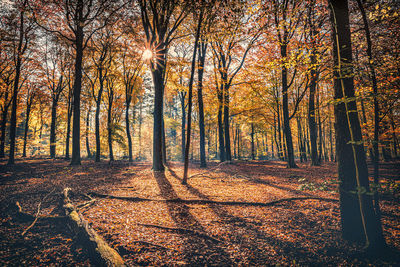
[63,188,125,267]
[89,192,338,207]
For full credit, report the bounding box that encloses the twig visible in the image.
[137,223,222,243]
[21,188,56,236]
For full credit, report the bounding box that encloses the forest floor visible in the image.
[0,158,399,266]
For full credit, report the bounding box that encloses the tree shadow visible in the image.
[152,171,232,265]
[167,167,322,265]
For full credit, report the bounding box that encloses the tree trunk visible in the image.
[50,100,58,158]
[0,105,8,158]
[71,22,84,166]
[308,60,320,166]
[65,90,72,159]
[95,69,105,163]
[107,91,114,162]
[151,49,166,171]
[356,0,384,238]
[183,9,202,184]
[281,44,297,168]
[224,85,231,161]
[125,102,133,162]
[217,88,225,162]
[198,41,207,168]
[330,0,385,250]
[8,9,25,165]
[179,92,186,162]
[85,106,91,158]
[22,99,32,157]
[251,123,255,160]
[0,90,10,158]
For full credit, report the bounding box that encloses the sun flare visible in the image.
[142,49,153,61]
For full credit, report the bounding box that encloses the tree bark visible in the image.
[71,13,84,166]
[330,0,385,250]
[151,50,166,171]
[50,100,58,158]
[217,87,225,162]
[125,102,133,162]
[183,8,203,184]
[85,105,91,158]
[179,91,186,163]
[22,98,32,157]
[281,44,297,168]
[8,8,25,165]
[356,0,384,239]
[0,91,10,158]
[198,41,207,168]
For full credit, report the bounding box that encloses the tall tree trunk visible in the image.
[198,41,207,168]
[281,44,297,168]
[8,9,25,165]
[85,106,91,158]
[50,100,58,158]
[330,0,385,250]
[22,99,32,157]
[356,0,384,238]
[125,102,133,161]
[95,70,105,162]
[308,61,320,166]
[71,20,84,165]
[0,90,10,158]
[276,101,284,160]
[217,87,225,162]
[224,85,231,161]
[0,105,8,158]
[183,9,202,184]
[107,91,114,162]
[179,92,186,162]
[162,116,166,164]
[151,49,166,171]
[251,123,255,160]
[65,90,72,159]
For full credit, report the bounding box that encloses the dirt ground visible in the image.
[0,158,399,266]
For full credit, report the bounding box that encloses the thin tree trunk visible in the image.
[251,123,255,160]
[356,0,384,239]
[0,91,10,158]
[125,102,133,161]
[217,87,225,162]
[65,90,72,159]
[22,99,32,157]
[50,100,58,158]
[183,9,203,184]
[198,41,207,168]
[8,8,25,165]
[179,92,186,162]
[85,105,91,158]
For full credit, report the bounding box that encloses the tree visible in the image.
[329,0,385,250]
[31,0,124,165]
[121,39,143,162]
[6,0,34,165]
[137,0,189,171]
[43,39,67,158]
[182,4,203,185]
